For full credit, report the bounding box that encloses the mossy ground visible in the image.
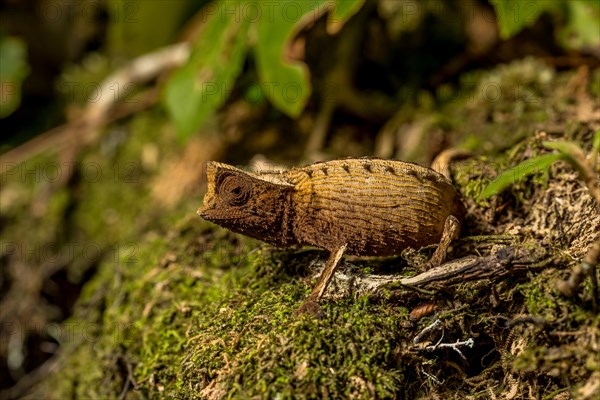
[4,59,598,399]
[41,205,599,399]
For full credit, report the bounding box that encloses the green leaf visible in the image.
[253,0,365,116]
[328,0,365,33]
[0,36,30,118]
[489,0,599,49]
[479,153,564,199]
[254,1,330,118]
[593,130,600,154]
[164,0,368,134]
[560,0,600,49]
[107,0,194,57]
[543,140,591,180]
[163,4,249,140]
[489,0,551,39]
[542,140,586,160]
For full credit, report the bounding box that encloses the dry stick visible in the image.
[413,319,442,345]
[118,355,138,400]
[316,245,549,300]
[430,148,473,181]
[412,318,474,361]
[425,338,475,361]
[396,245,547,289]
[580,147,599,311]
[1,42,190,171]
[587,238,600,312]
[574,145,600,204]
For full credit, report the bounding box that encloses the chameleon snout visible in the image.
[197,205,212,219]
[197,201,213,218]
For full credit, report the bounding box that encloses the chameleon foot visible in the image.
[294,244,347,317]
[428,215,461,267]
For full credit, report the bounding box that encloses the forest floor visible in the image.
[1,58,598,399]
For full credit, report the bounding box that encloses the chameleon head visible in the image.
[197,161,295,244]
[198,162,254,221]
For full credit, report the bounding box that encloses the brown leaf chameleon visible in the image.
[198,157,465,315]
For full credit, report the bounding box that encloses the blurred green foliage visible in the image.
[163,0,599,141]
[253,2,317,119]
[163,0,363,140]
[490,0,600,48]
[560,0,600,49]
[163,10,250,140]
[107,0,201,57]
[480,130,599,199]
[0,36,30,118]
[479,153,563,199]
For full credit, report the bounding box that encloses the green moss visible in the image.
[193,298,407,399]
[45,214,419,398]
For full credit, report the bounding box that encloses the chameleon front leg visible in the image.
[428,215,461,267]
[294,243,348,316]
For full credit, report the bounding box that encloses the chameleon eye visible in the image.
[219,175,251,206]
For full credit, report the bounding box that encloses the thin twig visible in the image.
[425,338,475,361]
[0,353,61,399]
[1,42,190,171]
[413,319,442,345]
[422,370,444,385]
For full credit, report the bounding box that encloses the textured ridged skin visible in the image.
[198,158,465,257]
[287,159,465,255]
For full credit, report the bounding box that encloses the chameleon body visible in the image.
[198,158,465,313]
